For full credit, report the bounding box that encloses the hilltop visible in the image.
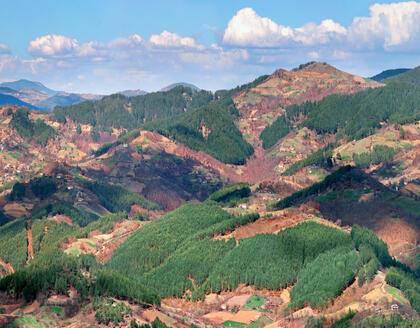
[0,79,102,110]
[370,68,411,82]
[0,94,39,110]
[117,89,148,97]
[0,79,61,95]
[381,65,420,86]
[160,82,200,92]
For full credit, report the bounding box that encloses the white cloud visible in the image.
[348,1,420,50]
[108,34,143,48]
[149,30,201,48]
[223,3,420,51]
[294,19,346,46]
[27,34,144,59]
[28,34,79,57]
[0,43,9,54]
[0,54,18,73]
[308,51,320,59]
[222,8,346,47]
[223,8,293,47]
[179,48,249,70]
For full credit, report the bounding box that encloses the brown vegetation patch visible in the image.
[3,202,28,218]
[23,300,40,314]
[0,256,14,277]
[376,218,418,253]
[48,214,73,225]
[62,219,144,263]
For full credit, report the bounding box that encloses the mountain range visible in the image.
[0,80,202,111]
[0,62,419,327]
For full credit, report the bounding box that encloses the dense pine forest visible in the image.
[9,107,56,146]
[53,86,213,129]
[260,82,420,150]
[144,103,254,164]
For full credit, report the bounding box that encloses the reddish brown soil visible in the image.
[23,301,40,314]
[48,214,73,225]
[375,218,419,267]
[62,220,144,263]
[0,257,14,277]
[214,209,306,240]
[26,219,34,263]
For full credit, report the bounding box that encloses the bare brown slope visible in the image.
[233,62,382,151]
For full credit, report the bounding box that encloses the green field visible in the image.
[243,295,264,310]
[86,241,96,248]
[386,287,407,303]
[17,314,44,328]
[49,306,63,313]
[222,320,246,327]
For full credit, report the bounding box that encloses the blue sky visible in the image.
[0,1,419,93]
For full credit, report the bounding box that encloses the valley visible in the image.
[0,62,419,328]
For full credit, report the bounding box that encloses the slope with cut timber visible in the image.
[234,62,382,148]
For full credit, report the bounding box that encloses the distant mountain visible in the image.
[0,94,39,110]
[381,66,420,86]
[0,87,18,94]
[370,68,410,81]
[36,93,87,110]
[117,89,148,97]
[0,80,102,110]
[0,79,61,95]
[160,82,200,92]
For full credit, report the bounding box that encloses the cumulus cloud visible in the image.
[348,1,420,50]
[223,8,293,47]
[149,30,200,48]
[222,8,346,47]
[223,3,420,51]
[27,34,144,59]
[28,34,79,57]
[294,19,346,46]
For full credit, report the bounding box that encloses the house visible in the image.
[239,203,248,209]
[391,304,399,311]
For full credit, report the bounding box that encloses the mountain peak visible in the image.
[0,79,60,95]
[160,82,200,92]
[292,61,341,74]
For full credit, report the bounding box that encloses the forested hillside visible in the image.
[9,107,56,146]
[53,86,212,129]
[0,94,39,110]
[108,203,365,306]
[297,83,419,139]
[381,66,420,86]
[260,82,420,149]
[144,103,254,164]
[370,68,410,82]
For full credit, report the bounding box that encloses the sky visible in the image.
[0,0,419,94]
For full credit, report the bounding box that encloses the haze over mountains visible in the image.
[1,65,418,112]
[0,79,202,110]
